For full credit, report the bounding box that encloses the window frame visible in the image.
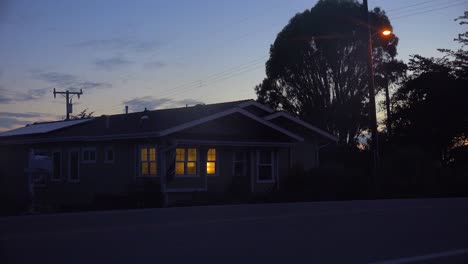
[232,151,247,177]
[206,148,218,177]
[51,150,62,182]
[104,147,115,163]
[138,145,157,177]
[81,147,97,164]
[256,150,275,183]
[175,147,199,177]
[68,149,80,183]
[30,148,50,186]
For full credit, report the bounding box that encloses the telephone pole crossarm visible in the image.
[52,89,84,120]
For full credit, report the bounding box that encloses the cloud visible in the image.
[123,96,204,112]
[95,56,134,70]
[123,96,172,112]
[69,38,162,53]
[0,112,60,132]
[0,112,48,118]
[143,61,166,69]
[0,117,30,130]
[34,72,76,86]
[0,70,110,104]
[32,71,111,90]
[0,87,50,104]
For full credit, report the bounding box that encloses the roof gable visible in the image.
[237,100,274,116]
[159,108,303,142]
[0,100,325,144]
[264,112,338,142]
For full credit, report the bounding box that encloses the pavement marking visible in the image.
[369,248,468,264]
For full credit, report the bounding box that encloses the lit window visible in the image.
[257,150,274,182]
[140,146,157,177]
[176,148,185,175]
[187,148,197,175]
[206,148,216,175]
[175,148,198,176]
[187,161,196,174]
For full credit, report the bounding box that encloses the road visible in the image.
[1,198,468,264]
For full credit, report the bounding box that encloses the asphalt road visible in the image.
[1,198,468,264]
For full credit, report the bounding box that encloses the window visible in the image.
[69,150,80,182]
[176,148,198,176]
[52,151,61,181]
[257,150,274,182]
[206,148,217,175]
[82,147,96,163]
[104,147,114,163]
[34,149,50,157]
[233,151,246,177]
[30,149,51,185]
[140,146,157,176]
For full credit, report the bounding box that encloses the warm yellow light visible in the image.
[187,162,196,174]
[141,163,148,175]
[150,162,156,175]
[382,30,392,36]
[207,162,216,174]
[176,162,185,175]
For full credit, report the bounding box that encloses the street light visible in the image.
[382,30,392,36]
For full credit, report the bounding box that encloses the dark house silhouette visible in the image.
[0,99,337,209]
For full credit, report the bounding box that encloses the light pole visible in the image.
[363,0,392,191]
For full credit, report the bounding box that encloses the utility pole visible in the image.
[384,75,392,137]
[53,89,83,120]
[363,0,380,190]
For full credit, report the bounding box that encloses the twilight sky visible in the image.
[0,0,467,131]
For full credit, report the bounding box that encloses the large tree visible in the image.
[391,10,468,163]
[255,0,399,145]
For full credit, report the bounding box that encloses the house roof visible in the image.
[0,99,335,144]
[264,112,338,142]
[0,119,92,137]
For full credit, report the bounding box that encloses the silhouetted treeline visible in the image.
[255,3,468,200]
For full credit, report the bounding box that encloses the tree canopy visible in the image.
[255,0,399,145]
[390,11,468,163]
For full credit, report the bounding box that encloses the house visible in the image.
[0,99,337,210]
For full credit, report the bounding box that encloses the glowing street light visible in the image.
[382,30,392,36]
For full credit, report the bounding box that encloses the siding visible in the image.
[1,141,294,208]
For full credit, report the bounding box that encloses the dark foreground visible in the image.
[1,198,468,264]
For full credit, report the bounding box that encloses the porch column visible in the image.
[160,144,168,208]
[250,149,255,193]
[276,149,280,191]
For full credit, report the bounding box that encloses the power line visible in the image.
[386,0,449,13]
[391,1,468,20]
[155,56,267,99]
[162,62,265,99]
[106,0,467,113]
[158,60,265,98]
[155,1,466,101]
[388,0,466,16]
[190,65,265,102]
[155,55,267,96]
